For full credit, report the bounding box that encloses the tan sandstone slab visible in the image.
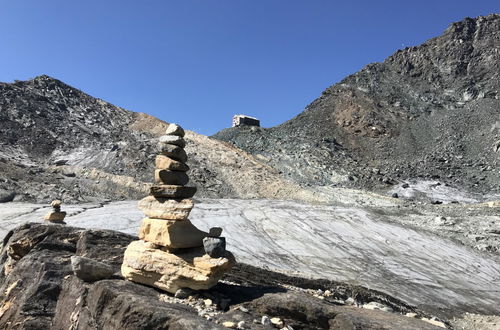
[138,196,193,220]
[138,217,208,248]
[121,240,235,293]
[154,169,189,186]
[44,211,66,221]
[150,185,197,198]
[155,155,189,172]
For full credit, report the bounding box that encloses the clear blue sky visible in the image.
[0,1,498,135]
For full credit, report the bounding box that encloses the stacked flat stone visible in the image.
[43,200,66,223]
[121,124,235,294]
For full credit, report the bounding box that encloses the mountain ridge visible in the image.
[1,14,499,203]
[0,75,322,203]
[213,14,500,196]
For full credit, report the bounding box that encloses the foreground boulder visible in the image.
[0,223,219,329]
[0,223,446,329]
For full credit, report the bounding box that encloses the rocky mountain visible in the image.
[213,14,500,197]
[2,14,499,204]
[0,76,321,204]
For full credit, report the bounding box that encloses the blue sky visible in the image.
[0,1,498,135]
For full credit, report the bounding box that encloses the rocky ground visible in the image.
[0,194,499,328]
[0,223,451,329]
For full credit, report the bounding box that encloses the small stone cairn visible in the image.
[43,200,66,223]
[121,124,235,293]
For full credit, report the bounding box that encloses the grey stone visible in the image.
[208,227,223,237]
[54,159,68,166]
[150,185,197,198]
[71,256,114,282]
[261,315,271,326]
[174,287,194,299]
[362,301,394,312]
[154,169,189,186]
[165,123,185,137]
[203,237,226,258]
[0,190,16,203]
[159,135,186,148]
[157,143,188,162]
[238,306,249,313]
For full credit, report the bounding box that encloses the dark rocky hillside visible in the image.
[0,75,155,202]
[0,76,308,203]
[1,14,499,204]
[213,14,500,196]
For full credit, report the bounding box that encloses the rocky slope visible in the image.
[0,76,321,203]
[0,223,446,329]
[213,14,500,197]
[2,15,499,204]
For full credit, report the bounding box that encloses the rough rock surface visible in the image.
[203,237,226,258]
[137,196,194,220]
[43,211,66,222]
[213,14,500,197]
[155,155,189,171]
[121,240,235,293]
[70,256,115,282]
[150,184,197,198]
[1,199,499,322]
[154,169,189,185]
[0,223,444,329]
[138,217,210,248]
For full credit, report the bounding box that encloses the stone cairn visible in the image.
[121,124,235,294]
[43,200,66,224]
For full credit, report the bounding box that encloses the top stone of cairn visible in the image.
[51,200,62,207]
[165,123,185,137]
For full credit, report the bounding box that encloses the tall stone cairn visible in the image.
[121,124,235,294]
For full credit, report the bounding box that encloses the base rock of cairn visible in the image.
[122,240,234,293]
[121,124,235,293]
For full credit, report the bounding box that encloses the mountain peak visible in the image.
[29,74,69,88]
[213,13,500,195]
